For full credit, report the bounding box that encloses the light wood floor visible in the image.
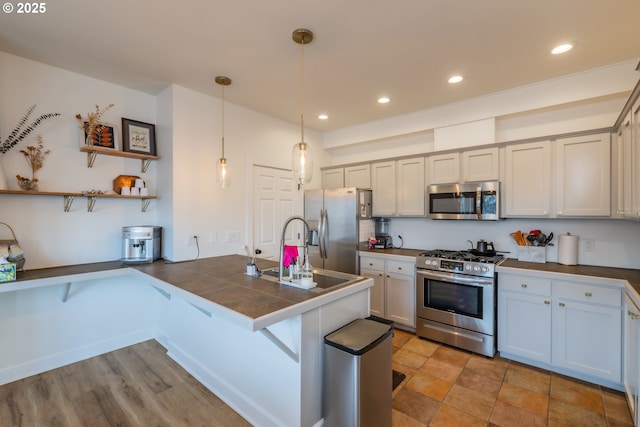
[0,340,252,427]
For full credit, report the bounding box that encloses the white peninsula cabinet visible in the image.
[371,157,425,216]
[360,254,416,328]
[427,147,499,185]
[498,271,622,388]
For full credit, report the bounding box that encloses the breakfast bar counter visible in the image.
[1,255,373,427]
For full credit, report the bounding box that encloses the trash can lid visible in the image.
[324,318,392,355]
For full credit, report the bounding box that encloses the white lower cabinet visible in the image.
[360,254,415,328]
[624,293,640,426]
[498,276,552,364]
[498,272,622,388]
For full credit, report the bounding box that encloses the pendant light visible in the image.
[215,75,231,188]
[292,28,314,189]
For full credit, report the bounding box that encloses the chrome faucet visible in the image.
[279,215,310,283]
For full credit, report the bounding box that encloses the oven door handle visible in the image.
[416,269,493,286]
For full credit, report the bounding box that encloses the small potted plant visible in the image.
[16,135,50,191]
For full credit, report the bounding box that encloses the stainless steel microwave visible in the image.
[427,181,500,220]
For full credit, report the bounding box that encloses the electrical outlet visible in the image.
[226,231,240,243]
[583,239,595,252]
[187,234,198,246]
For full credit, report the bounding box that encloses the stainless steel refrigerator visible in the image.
[304,188,372,274]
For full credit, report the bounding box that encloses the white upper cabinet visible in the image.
[322,168,344,189]
[344,164,371,188]
[371,158,425,216]
[555,133,610,217]
[428,147,499,185]
[461,148,500,183]
[505,141,552,217]
[371,161,396,216]
[616,114,633,217]
[427,153,460,184]
[633,98,640,218]
[396,157,425,216]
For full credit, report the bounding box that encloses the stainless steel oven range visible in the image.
[415,249,504,357]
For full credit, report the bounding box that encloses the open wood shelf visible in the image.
[80,146,159,172]
[0,189,156,212]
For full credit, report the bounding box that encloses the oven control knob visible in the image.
[473,266,480,271]
[482,266,489,272]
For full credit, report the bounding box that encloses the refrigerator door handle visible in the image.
[322,208,329,259]
[318,209,325,259]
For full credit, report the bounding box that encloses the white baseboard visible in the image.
[0,328,156,386]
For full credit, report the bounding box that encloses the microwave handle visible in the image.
[476,186,482,219]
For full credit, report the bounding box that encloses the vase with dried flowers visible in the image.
[0,105,60,190]
[16,135,50,191]
[76,104,114,146]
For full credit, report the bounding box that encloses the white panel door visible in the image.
[555,133,610,216]
[252,165,301,260]
[504,141,551,217]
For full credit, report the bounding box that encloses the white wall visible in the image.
[0,52,327,268]
[0,52,159,268]
[385,217,640,269]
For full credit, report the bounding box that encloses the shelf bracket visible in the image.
[151,285,171,300]
[141,159,151,173]
[86,151,98,168]
[87,196,97,212]
[63,195,75,212]
[259,327,299,363]
[141,199,151,212]
[62,282,72,303]
[188,302,212,317]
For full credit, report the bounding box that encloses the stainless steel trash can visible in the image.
[323,317,393,427]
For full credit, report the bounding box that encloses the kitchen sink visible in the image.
[259,267,357,292]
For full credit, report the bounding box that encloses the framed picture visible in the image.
[83,122,118,150]
[122,118,156,156]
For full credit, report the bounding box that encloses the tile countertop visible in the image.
[498,258,640,296]
[358,246,424,259]
[3,255,372,330]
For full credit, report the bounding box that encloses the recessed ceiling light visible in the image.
[318,114,328,120]
[551,43,573,55]
[448,75,463,84]
[378,97,390,104]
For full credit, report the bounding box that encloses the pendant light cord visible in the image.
[300,38,305,144]
[221,84,225,159]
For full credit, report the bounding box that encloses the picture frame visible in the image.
[122,118,156,156]
[83,122,118,150]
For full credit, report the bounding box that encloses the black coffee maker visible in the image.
[374,218,393,249]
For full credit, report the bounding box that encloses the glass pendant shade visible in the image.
[292,141,313,183]
[217,157,229,188]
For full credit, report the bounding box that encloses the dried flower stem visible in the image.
[76,104,114,146]
[1,105,60,154]
[20,135,50,180]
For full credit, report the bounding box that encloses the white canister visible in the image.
[558,233,579,266]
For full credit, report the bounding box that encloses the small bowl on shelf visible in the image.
[16,176,38,191]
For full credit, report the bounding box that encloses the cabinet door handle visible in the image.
[369,262,373,266]
[559,302,565,307]
[378,273,383,277]
[521,283,527,288]
[544,300,550,305]
[585,292,592,297]
[397,267,402,271]
[386,274,390,278]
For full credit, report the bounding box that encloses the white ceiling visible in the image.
[1,0,639,132]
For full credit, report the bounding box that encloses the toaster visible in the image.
[374,235,393,249]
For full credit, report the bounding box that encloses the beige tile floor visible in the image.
[391,329,634,427]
